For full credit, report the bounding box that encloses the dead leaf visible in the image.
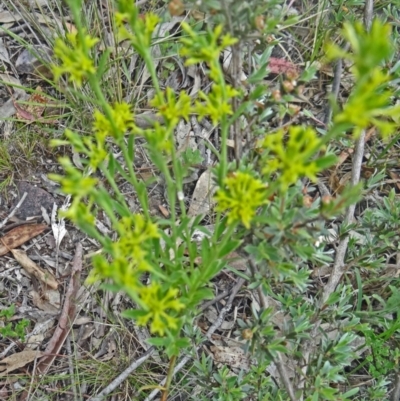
[0,74,25,96]
[330,171,351,194]
[99,339,117,362]
[0,38,10,64]
[210,345,251,371]
[37,244,83,374]
[51,202,68,249]
[0,350,44,376]
[33,13,75,35]
[0,93,30,121]
[189,8,205,21]
[176,120,196,153]
[188,65,201,96]
[158,204,170,218]
[0,11,19,24]
[26,319,55,350]
[21,89,48,119]
[26,0,51,8]
[15,47,53,78]
[187,170,217,217]
[30,290,60,313]
[226,139,245,148]
[225,251,247,271]
[389,170,400,191]
[0,224,47,256]
[13,88,58,124]
[72,150,84,170]
[10,249,58,289]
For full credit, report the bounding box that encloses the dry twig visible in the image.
[36,243,83,374]
[0,192,27,231]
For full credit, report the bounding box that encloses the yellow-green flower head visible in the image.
[215,171,268,228]
[56,157,98,198]
[93,102,135,140]
[136,283,185,336]
[87,255,142,291]
[195,84,238,126]
[112,214,159,267]
[180,23,237,66]
[86,214,159,290]
[261,126,323,189]
[143,122,174,153]
[52,31,98,87]
[114,8,159,51]
[150,88,192,124]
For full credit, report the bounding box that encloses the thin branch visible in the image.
[300,7,373,395]
[274,352,297,401]
[298,131,367,392]
[90,347,156,401]
[249,259,268,309]
[391,372,400,401]
[364,0,374,31]
[0,192,27,230]
[221,0,243,163]
[323,43,350,126]
[321,129,365,305]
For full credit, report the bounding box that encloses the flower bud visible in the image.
[242,328,253,340]
[282,80,295,93]
[168,0,184,16]
[272,89,281,101]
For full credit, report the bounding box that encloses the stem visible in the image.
[119,144,150,218]
[161,355,177,401]
[100,163,130,210]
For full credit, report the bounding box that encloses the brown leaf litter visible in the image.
[0,224,47,256]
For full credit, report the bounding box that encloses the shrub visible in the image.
[50,0,400,399]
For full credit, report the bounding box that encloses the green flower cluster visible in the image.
[179,22,239,126]
[51,100,187,335]
[52,101,135,175]
[55,156,99,197]
[326,20,400,138]
[87,214,159,284]
[180,23,237,77]
[334,69,398,137]
[53,31,98,87]
[261,126,326,189]
[150,87,191,125]
[87,214,184,336]
[196,84,238,126]
[50,1,256,340]
[136,284,185,335]
[93,102,135,140]
[215,171,268,228]
[115,5,159,52]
